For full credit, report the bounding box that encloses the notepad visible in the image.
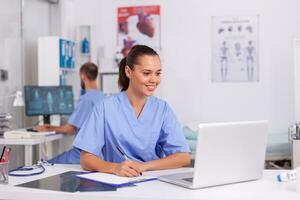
[76,172,157,187]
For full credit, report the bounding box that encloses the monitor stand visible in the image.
[43,114,50,124]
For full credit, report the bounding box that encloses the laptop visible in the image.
[158,120,268,189]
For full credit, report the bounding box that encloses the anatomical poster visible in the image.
[117,5,161,57]
[212,15,259,82]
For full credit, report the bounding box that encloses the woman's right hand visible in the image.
[113,161,142,177]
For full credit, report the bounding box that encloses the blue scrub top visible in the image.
[73,91,190,163]
[48,90,104,164]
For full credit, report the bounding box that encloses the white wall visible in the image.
[0,0,23,128]
[0,0,24,169]
[24,0,51,86]
[61,0,300,134]
[23,0,52,127]
[0,0,52,168]
[16,0,53,168]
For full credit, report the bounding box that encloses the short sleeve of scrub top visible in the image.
[158,102,190,156]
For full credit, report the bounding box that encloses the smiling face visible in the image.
[125,55,161,97]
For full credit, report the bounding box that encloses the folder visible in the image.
[76,172,157,187]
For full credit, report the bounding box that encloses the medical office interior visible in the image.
[1,0,300,195]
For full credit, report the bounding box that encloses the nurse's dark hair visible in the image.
[118,45,159,91]
[80,62,98,81]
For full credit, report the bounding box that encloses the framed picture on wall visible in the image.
[211,15,259,82]
[117,5,161,57]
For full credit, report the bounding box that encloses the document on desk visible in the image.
[76,172,157,187]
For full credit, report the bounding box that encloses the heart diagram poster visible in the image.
[117,5,161,57]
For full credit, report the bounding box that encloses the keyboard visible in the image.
[4,129,56,139]
[26,128,38,132]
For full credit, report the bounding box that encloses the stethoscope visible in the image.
[8,159,53,177]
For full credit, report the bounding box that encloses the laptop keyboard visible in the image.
[26,128,38,132]
[182,177,193,182]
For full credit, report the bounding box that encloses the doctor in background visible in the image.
[34,62,104,164]
[73,45,190,177]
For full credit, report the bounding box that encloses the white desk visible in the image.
[0,164,300,200]
[0,134,63,166]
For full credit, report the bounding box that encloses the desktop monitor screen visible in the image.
[24,85,74,117]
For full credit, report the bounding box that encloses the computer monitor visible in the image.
[24,85,74,124]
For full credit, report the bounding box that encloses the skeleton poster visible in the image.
[117,5,161,57]
[212,15,259,82]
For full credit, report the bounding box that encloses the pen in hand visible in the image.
[116,146,130,161]
[116,145,142,176]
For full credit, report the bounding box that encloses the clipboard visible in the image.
[76,172,157,187]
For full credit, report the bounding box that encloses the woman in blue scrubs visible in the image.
[73,45,190,177]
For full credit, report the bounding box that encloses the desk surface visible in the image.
[1,164,300,200]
